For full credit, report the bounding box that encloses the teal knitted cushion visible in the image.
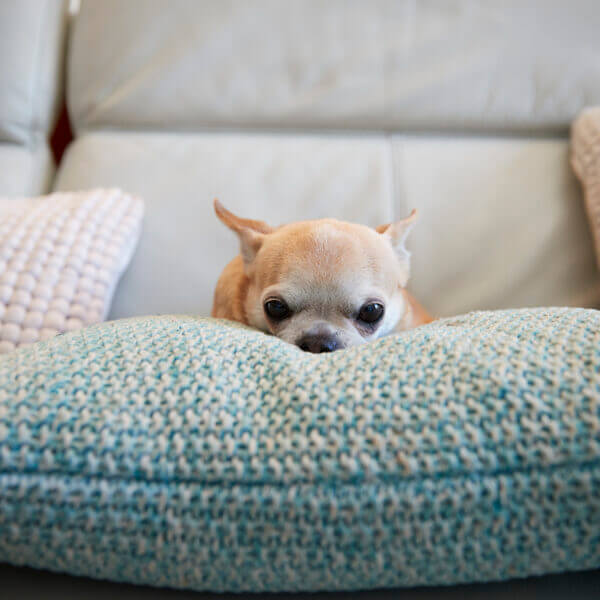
[0,308,599,592]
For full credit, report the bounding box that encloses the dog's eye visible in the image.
[264,299,290,320]
[358,302,384,324]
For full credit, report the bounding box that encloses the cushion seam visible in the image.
[1,457,598,490]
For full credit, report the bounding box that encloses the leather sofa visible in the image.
[0,0,66,196]
[1,1,599,598]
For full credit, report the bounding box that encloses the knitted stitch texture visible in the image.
[0,309,599,592]
[572,107,600,272]
[0,189,144,353]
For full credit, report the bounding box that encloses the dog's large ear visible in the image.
[214,199,274,265]
[376,209,418,275]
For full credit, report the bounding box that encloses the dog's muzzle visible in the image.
[296,333,341,353]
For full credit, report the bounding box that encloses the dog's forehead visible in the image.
[257,219,398,305]
[269,220,383,264]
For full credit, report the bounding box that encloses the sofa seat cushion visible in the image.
[53,131,600,319]
[0,143,54,196]
[0,308,599,592]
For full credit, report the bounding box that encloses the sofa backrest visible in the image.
[69,0,600,135]
[0,0,68,146]
[57,1,600,318]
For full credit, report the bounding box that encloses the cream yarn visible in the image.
[0,189,143,353]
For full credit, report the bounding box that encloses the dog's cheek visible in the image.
[377,295,405,336]
[272,319,304,345]
[245,299,270,333]
[339,329,368,348]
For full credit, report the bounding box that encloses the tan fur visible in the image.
[400,289,434,329]
[212,200,433,349]
[212,255,249,322]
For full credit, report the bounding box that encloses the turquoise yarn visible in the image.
[0,308,599,591]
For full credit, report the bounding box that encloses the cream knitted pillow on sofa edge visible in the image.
[0,189,144,353]
[571,107,600,272]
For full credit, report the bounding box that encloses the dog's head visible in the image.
[214,200,417,352]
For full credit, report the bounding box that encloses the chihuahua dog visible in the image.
[212,200,432,353]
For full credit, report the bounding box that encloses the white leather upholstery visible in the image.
[0,143,54,197]
[69,0,600,134]
[0,0,67,145]
[0,0,67,196]
[54,132,600,319]
[53,131,394,319]
[395,137,600,315]
[61,0,600,320]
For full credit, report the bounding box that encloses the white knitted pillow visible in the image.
[571,107,600,271]
[0,189,144,353]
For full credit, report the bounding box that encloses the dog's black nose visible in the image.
[297,334,340,353]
